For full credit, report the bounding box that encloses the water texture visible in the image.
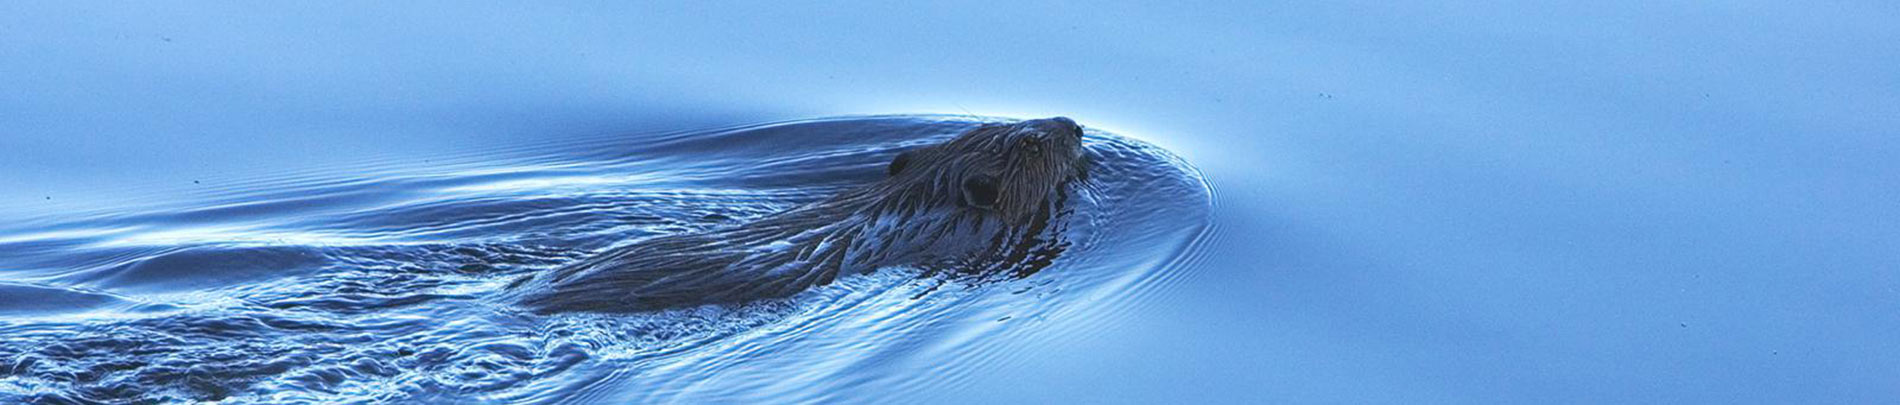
[5,2,1898,403]
[0,116,1212,403]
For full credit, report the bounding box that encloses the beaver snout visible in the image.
[1039,116,1084,139]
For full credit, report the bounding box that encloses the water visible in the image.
[0,116,1209,403]
[5,2,1898,404]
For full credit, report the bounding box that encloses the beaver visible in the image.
[513,117,1090,313]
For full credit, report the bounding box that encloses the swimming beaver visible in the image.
[514,117,1090,313]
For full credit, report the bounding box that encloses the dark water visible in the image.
[0,116,1210,403]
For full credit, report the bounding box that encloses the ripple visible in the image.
[0,115,1210,403]
[0,283,131,315]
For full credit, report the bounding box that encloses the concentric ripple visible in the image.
[0,115,1211,404]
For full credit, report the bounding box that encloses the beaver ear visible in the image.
[888,150,918,176]
[962,174,1000,210]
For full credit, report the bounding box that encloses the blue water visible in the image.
[0,116,1209,403]
[5,2,1899,404]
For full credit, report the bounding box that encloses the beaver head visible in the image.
[882,117,1089,224]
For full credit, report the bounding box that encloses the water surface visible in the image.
[4,2,1898,403]
[0,116,1211,403]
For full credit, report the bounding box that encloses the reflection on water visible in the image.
[0,116,1211,403]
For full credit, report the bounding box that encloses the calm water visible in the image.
[5,2,1898,404]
